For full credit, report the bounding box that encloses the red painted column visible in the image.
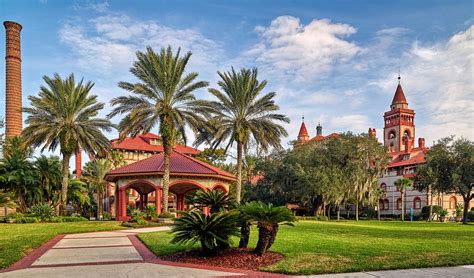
[75,148,82,178]
[139,194,144,211]
[115,188,120,219]
[144,194,148,208]
[180,195,185,212]
[155,188,161,215]
[121,189,127,219]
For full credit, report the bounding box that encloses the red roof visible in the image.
[106,150,236,181]
[310,132,338,142]
[388,148,427,168]
[111,132,200,155]
[298,122,309,138]
[392,84,408,105]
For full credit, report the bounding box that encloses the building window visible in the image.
[413,197,421,209]
[449,196,457,209]
[404,129,410,138]
[396,198,402,210]
[384,199,389,210]
[380,183,387,191]
[389,130,396,139]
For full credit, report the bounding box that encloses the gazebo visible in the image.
[105,150,236,221]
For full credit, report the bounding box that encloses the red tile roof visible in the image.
[106,150,236,181]
[310,132,338,142]
[388,148,427,168]
[298,122,309,138]
[111,132,200,155]
[392,84,408,105]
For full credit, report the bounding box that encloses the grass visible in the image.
[0,221,124,269]
[138,220,474,275]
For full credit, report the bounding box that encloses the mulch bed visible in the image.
[161,248,283,271]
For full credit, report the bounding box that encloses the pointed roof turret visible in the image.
[390,75,408,109]
[297,116,309,143]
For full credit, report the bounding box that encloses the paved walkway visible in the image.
[1,227,473,277]
[0,227,249,277]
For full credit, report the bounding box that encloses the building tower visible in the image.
[383,76,415,153]
[4,21,23,137]
[316,123,322,136]
[297,116,309,143]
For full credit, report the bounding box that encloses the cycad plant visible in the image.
[395,177,413,221]
[186,189,234,213]
[109,46,209,212]
[240,201,295,256]
[196,68,289,203]
[23,74,113,215]
[171,210,240,255]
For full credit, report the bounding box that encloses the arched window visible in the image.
[396,198,402,210]
[384,199,390,210]
[380,183,387,191]
[404,129,410,138]
[379,199,384,210]
[413,197,421,209]
[389,130,396,139]
[449,196,457,209]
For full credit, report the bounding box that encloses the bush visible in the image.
[421,205,442,220]
[28,203,56,221]
[102,212,111,220]
[468,210,474,222]
[296,216,328,221]
[16,216,40,223]
[158,212,174,218]
[145,205,157,218]
[131,209,146,222]
[6,212,24,220]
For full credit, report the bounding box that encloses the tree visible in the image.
[82,158,113,219]
[109,46,209,212]
[194,148,227,166]
[34,155,62,207]
[186,189,234,213]
[68,178,91,215]
[239,201,295,256]
[196,68,289,203]
[419,137,473,224]
[414,165,437,221]
[0,137,40,212]
[23,74,112,215]
[394,178,413,221]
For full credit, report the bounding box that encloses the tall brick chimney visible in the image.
[4,21,23,138]
[75,148,82,178]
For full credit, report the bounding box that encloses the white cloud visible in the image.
[244,16,360,82]
[330,114,370,133]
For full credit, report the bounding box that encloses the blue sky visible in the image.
[1,0,473,154]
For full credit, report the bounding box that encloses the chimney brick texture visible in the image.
[4,21,23,138]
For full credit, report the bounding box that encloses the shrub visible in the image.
[16,216,40,223]
[6,212,24,220]
[158,212,174,218]
[438,209,449,217]
[102,212,111,220]
[136,219,148,225]
[295,216,328,221]
[61,216,88,222]
[131,209,147,223]
[421,205,442,220]
[171,210,240,255]
[145,205,157,218]
[28,203,56,221]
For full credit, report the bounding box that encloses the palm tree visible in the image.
[0,191,17,217]
[239,201,295,256]
[395,178,413,221]
[22,74,113,215]
[34,155,62,206]
[108,46,209,212]
[196,68,289,203]
[82,158,112,219]
[187,189,234,213]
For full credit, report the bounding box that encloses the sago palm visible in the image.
[23,73,113,215]
[196,68,289,203]
[240,201,295,256]
[108,46,209,212]
[82,158,112,219]
[395,177,413,221]
[171,210,240,255]
[187,189,234,213]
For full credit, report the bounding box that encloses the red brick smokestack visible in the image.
[75,148,82,178]
[4,21,23,138]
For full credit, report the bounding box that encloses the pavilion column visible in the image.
[144,194,148,208]
[176,195,181,211]
[155,188,162,215]
[115,188,120,219]
[121,189,127,218]
[180,195,185,212]
[139,194,144,211]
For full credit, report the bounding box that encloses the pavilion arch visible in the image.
[212,184,228,193]
[122,179,159,195]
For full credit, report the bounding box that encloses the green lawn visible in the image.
[138,220,474,275]
[0,221,124,269]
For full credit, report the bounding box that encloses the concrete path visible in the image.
[301,265,474,278]
[0,226,246,278]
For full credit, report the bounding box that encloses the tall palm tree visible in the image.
[23,73,113,215]
[395,177,413,221]
[196,68,289,203]
[82,158,112,219]
[108,46,209,212]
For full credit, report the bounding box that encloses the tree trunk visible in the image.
[60,153,71,216]
[462,195,472,225]
[327,205,331,220]
[162,140,172,212]
[429,186,433,222]
[337,206,340,221]
[312,195,323,216]
[266,223,279,251]
[401,189,405,221]
[17,194,27,213]
[255,223,272,256]
[239,221,250,248]
[377,205,381,221]
[97,191,103,220]
[236,141,243,203]
[355,202,359,221]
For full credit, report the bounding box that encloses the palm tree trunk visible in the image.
[355,201,359,221]
[401,190,405,221]
[239,221,250,248]
[236,141,243,203]
[337,206,340,221]
[255,223,272,256]
[266,223,279,251]
[429,185,433,222]
[377,205,381,221]
[162,139,172,212]
[60,153,71,216]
